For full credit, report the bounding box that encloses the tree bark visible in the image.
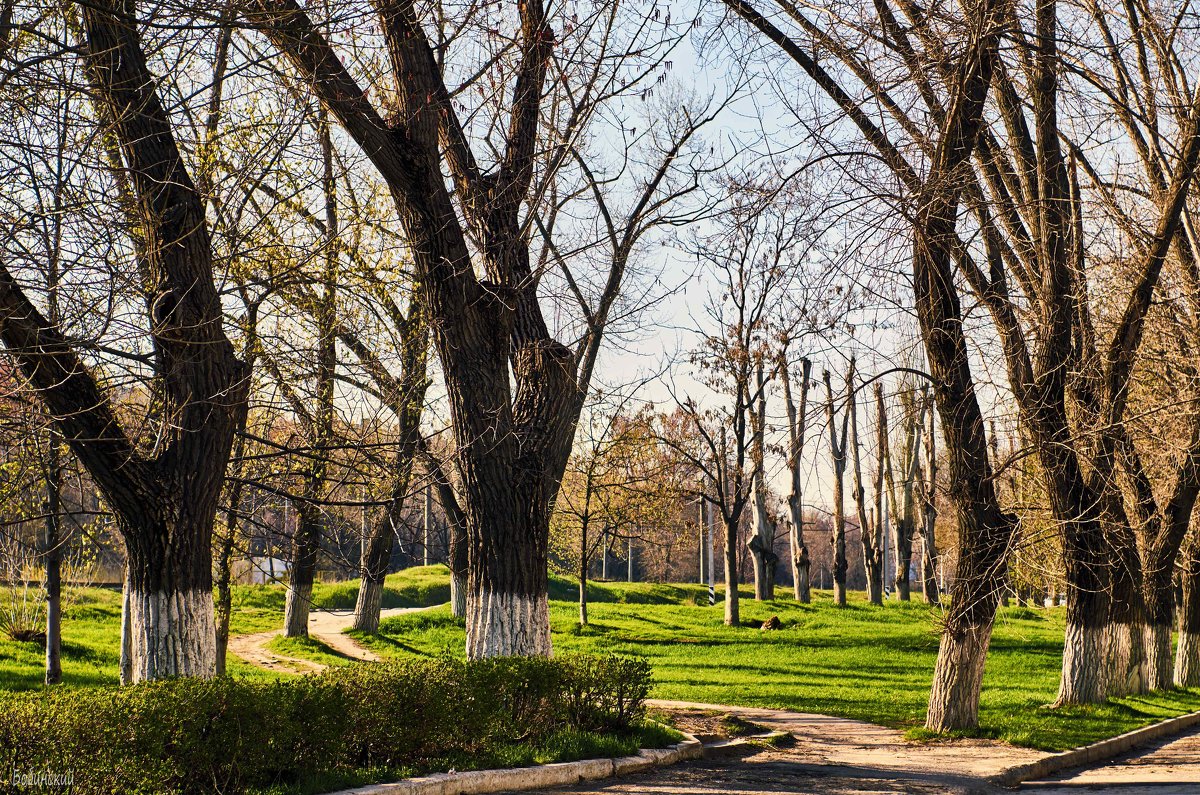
[781,355,811,602]
[724,516,740,626]
[825,369,849,607]
[907,0,1013,731]
[283,506,321,637]
[1175,532,1200,686]
[748,364,777,600]
[42,431,62,685]
[851,364,883,606]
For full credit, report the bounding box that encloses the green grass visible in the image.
[0,566,451,689]
[359,580,1200,752]
[266,635,357,667]
[5,569,1200,753]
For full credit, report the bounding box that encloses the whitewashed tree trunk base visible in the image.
[1175,630,1200,686]
[1105,621,1147,696]
[794,566,810,604]
[466,590,551,658]
[926,621,993,732]
[1056,622,1108,705]
[451,572,467,619]
[126,589,216,682]
[352,579,384,633]
[1143,623,1173,691]
[284,582,313,637]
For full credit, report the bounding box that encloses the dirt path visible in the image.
[1025,724,1200,793]
[229,605,435,673]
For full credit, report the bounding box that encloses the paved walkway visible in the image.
[512,702,1200,795]
[510,701,1048,795]
[1025,725,1200,793]
[228,606,428,674]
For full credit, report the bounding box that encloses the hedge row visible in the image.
[0,654,652,795]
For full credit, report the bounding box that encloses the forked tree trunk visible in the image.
[781,355,811,603]
[748,365,776,600]
[0,0,250,684]
[850,368,882,606]
[824,369,849,606]
[1176,534,1200,686]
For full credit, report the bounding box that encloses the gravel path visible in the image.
[228,605,432,673]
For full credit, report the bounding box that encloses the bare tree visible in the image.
[780,353,812,602]
[824,367,851,607]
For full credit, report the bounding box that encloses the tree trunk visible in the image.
[42,432,62,685]
[851,365,882,606]
[284,507,321,638]
[926,621,994,731]
[724,516,740,626]
[352,498,398,633]
[119,567,133,686]
[1107,512,1148,694]
[123,516,219,681]
[911,6,1013,728]
[781,356,812,603]
[1175,533,1200,686]
[213,495,239,676]
[579,553,588,625]
[825,370,849,607]
[748,364,777,601]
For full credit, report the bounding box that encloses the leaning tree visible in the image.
[0,0,248,680]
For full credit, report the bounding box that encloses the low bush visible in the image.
[0,653,656,795]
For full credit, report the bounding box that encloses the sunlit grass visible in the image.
[4,568,1200,752]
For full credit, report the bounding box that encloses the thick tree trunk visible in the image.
[123,516,219,682]
[1108,515,1148,694]
[926,621,994,731]
[353,577,385,634]
[1176,535,1200,686]
[284,508,321,638]
[352,511,394,633]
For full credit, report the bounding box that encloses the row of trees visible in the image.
[4,0,1200,745]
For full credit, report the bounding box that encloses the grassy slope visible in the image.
[4,568,1200,751]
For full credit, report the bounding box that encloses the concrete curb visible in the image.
[327,732,703,795]
[991,709,1200,788]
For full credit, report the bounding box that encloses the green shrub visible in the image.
[0,653,654,795]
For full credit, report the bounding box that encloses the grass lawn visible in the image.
[0,566,449,689]
[354,579,1200,752]
[4,567,1200,752]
